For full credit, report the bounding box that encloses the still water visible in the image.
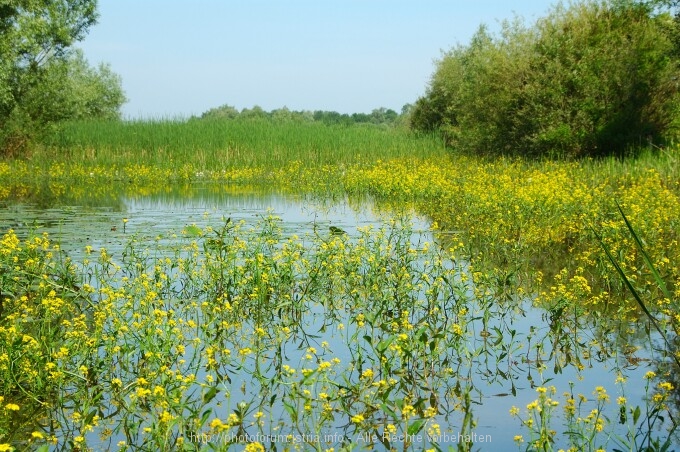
[0,184,669,451]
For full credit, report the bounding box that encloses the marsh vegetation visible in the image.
[2,0,680,451]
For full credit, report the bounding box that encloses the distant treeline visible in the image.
[197,104,412,127]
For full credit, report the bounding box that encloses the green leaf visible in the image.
[633,405,641,424]
[203,386,220,404]
[200,408,213,427]
[376,337,394,353]
[84,408,97,425]
[184,224,203,237]
[283,401,297,422]
[407,419,426,436]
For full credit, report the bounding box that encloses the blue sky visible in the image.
[79,1,555,119]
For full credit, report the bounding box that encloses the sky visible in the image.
[79,1,556,119]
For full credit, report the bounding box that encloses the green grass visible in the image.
[37,118,446,169]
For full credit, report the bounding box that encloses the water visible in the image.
[2,188,422,259]
[0,185,671,451]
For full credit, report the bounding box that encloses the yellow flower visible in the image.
[227,413,240,425]
[427,423,441,437]
[135,387,151,398]
[401,404,416,419]
[423,406,437,418]
[658,382,674,391]
[244,443,265,452]
[210,418,227,431]
[526,401,540,411]
[594,386,609,402]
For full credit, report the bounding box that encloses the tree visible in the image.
[648,0,680,56]
[240,105,267,119]
[201,104,240,119]
[412,0,680,158]
[0,0,125,155]
[370,107,398,124]
[21,49,125,122]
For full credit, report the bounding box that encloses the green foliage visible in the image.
[40,117,445,169]
[15,50,125,125]
[0,0,98,108]
[412,0,680,158]
[200,103,240,119]
[199,104,407,127]
[0,1,125,156]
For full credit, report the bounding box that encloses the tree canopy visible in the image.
[1,0,125,155]
[411,0,680,158]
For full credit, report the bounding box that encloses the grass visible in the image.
[36,118,446,169]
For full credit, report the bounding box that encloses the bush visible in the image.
[0,1,125,157]
[0,50,125,157]
[412,0,680,158]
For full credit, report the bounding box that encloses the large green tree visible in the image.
[1,0,125,155]
[412,0,680,158]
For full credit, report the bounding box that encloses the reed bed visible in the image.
[36,118,445,170]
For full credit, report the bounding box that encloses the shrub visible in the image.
[412,0,680,158]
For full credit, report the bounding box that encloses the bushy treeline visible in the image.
[198,104,410,127]
[0,1,126,156]
[411,0,680,158]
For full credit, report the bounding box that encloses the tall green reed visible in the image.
[36,118,446,170]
